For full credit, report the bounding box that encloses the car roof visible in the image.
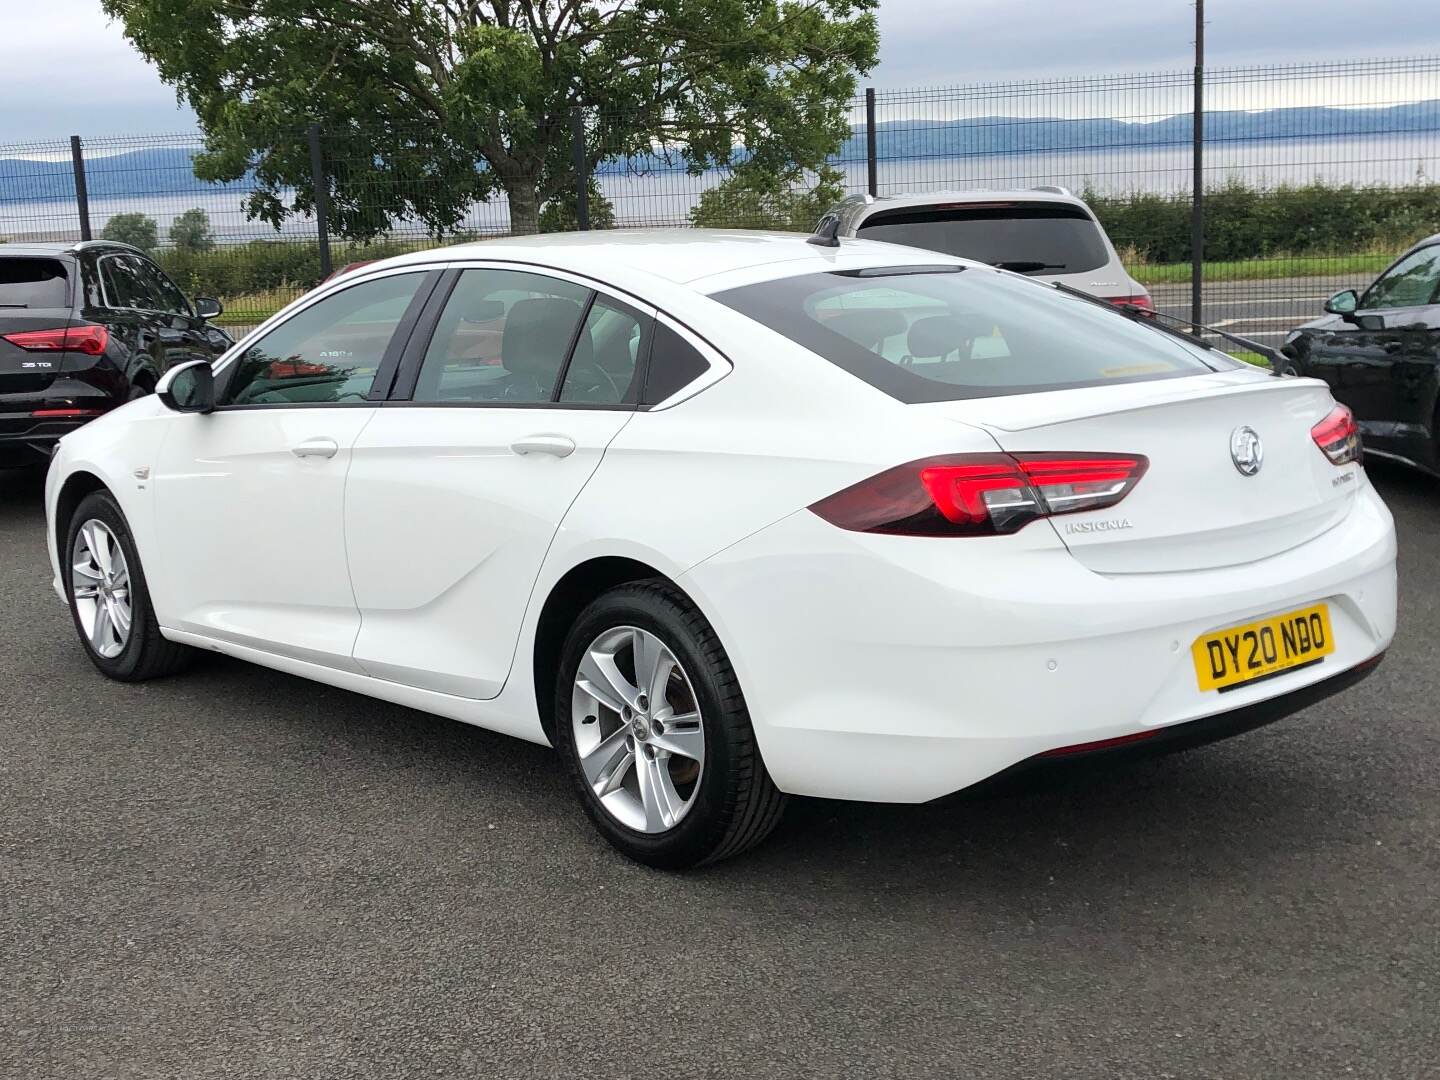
[0,240,146,258]
[372,228,966,291]
[852,188,1087,212]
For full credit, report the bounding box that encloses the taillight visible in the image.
[2,324,109,356]
[1110,294,1154,311]
[810,452,1149,537]
[1311,404,1361,466]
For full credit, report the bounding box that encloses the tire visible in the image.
[64,489,192,681]
[127,383,152,402]
[554,580,787,868]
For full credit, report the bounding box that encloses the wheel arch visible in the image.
[531,556,695,745]
[53,470,111,566]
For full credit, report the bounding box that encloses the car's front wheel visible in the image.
[555,581,787,868]
[65,490,192,681]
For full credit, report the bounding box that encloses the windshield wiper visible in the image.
[1043,280,1286,371]
[993,261,1067,273]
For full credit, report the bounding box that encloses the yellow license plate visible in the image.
[1192,603,1335,692]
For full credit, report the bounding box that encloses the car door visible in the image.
[343,265,649,699]
[148,268,440,669]
[132,255,221,367]
[1304,243,1440,454]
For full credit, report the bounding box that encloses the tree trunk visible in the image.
[507,178,542,236]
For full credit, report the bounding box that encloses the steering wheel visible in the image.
[564,355,622,400]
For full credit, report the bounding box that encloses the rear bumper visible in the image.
[968,650,1385,795]
[0,413,99,467]
[683,482,1397,803]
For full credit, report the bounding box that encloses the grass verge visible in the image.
[1132,253,1392,286]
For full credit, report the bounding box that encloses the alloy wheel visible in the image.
[70,519,132,659]
[570,625,706,833]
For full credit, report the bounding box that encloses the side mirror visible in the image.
[156,360,216,414]
[194,296,224,320]
[1324,290,1359,320]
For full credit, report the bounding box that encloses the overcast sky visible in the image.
[6,0,1440,141]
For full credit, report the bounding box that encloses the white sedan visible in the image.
[44,230,1397,867]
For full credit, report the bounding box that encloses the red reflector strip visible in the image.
[31,408,104,418]
[1037,729,1160,758]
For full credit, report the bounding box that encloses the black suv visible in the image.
[1,240,231,468]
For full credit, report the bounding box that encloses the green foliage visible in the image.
[539,181,616,233]
[1085,179,1440,264]
[168,208,215,252]
[690,165,848,231]
[152,237,433,305]
[100,212,159,252]
[102,0,879,237]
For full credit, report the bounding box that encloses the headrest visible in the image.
[906,314,988,359]
[501,298,583,375]
[824,309,908,351]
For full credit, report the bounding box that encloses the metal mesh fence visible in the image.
[2,57,1437,346]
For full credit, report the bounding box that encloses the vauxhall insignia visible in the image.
[1230,425,1264,476]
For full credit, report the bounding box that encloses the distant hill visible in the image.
[0,147,251,203]
[3,100,1438,203]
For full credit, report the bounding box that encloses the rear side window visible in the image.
[641,323,710,406]
[715,267,1214,403]
[413,269,593,404]
[0,258,69,308]
[856,203,1110,275]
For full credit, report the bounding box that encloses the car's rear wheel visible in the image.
[555,580,786,868]
[65,490,191,681]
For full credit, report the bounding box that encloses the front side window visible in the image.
[220,272,426,406]
[855,203,1111,275]
[413,269,592,404]
[715,266,1216,403]
[1361,245,1440,311]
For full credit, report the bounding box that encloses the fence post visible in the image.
[865,87,878,197]
[307,123,333,279]
[571,107,590,231]
[1190,0,1205,329]
[70,136,91,242]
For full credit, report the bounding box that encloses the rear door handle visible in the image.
[292,437,340,460]
[510,434,576,458]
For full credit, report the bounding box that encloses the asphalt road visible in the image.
[2,462,1438,1079]
[1151,275,1360,346]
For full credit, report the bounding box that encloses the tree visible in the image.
[169,207,215,252]
[691,164,848,231]
[102,0,878,237]
[101,212,159,252]
[538,180,615,233]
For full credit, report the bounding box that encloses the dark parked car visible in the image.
[1281,234,1440,477]
[1,240,230,469]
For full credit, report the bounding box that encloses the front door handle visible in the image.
[292,437,340,460]
[510,434,576,458]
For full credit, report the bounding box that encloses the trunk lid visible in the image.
[916,371,1358,573]
[0,310,75,396]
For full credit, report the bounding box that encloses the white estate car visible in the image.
[45,230,1396,867]
[818,188,1153,307]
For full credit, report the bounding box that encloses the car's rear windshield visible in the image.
[713,266,1217,402]
[855,203,1111,275]
[0,257,70,308]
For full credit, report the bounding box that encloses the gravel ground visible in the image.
[2,461,1437,1079]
